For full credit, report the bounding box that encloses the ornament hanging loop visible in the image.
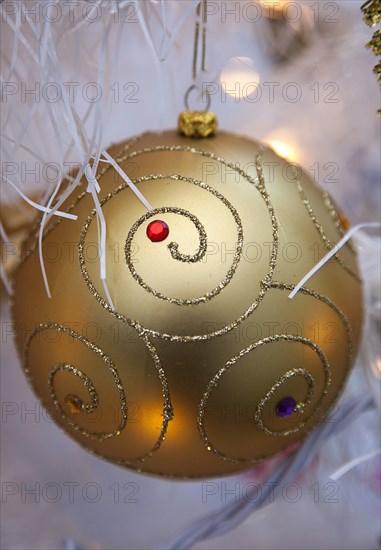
[178,0,217,138]
[184,84,211,112]
[179,85,217,138]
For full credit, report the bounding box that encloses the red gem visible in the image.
[146,220,169,242]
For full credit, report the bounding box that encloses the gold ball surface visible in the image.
[13,130,363,478]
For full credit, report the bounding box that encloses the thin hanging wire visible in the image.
[186,0,208,109]
[192,0,208,81]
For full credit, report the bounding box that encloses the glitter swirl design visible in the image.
[254,368,315,436]
[25,323,173,462]
[78,151,279,342]
[296,179,360,280]
[124,176,243,305]
[198,335,331,463]
[49,364,116,440]
[197,281,354,463]
[321,190,356,254]
[270,281,354,362]
[25,324,127,441]
[15,133,360,470]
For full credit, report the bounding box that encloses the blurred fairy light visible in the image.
[263,127,301,163]
[268,141,294,160]
[264,136,298,163]
[219,56,261,100]
[258,0,313,23]
[258,0,286,10]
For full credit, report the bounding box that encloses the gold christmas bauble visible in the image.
[13,127,363,478]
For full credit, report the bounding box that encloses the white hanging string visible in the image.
[84,165,107,280]
[64,0,103,34]
[2,133,56,168]
[5,3,21,82]
[1,0,197,301]
[2,176,77,220]
[59,11,119,310]
[26,6,113,299]
[78,11,144,311]
[0,221,19,259]
[1,9,44,157]
[329,449,381,481]
[158,0,168,59]
[84,164,115,311]
[19,8,67,169]
[159,0,201,61]
[0,221,15,296]
[289,222,381,299]
[0,264,13,296]
[32,16,84,298]
[0,136,57,208]
[136,3,166,131]
[8,76,40,160]
[34,4,85,298]
[101,150,153,210]
[0,6,39,65]
[7,4,128,304]
[90,11,115,179]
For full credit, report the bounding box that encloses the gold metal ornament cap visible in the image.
[178,110,218,138]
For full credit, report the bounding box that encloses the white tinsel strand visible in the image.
[289,223,381,298]
[0,0,199,301]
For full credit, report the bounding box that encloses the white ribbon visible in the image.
[289,222,381,299]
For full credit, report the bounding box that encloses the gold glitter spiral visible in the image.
[296,181,360,280]
[78,150,279,342]
[26,324,127,441]
[24,323,174,463]
[254,367,316,437]
[123,175,243,305]
[198,335,331,463]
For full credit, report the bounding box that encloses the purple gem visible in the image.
[276,397,297,418]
